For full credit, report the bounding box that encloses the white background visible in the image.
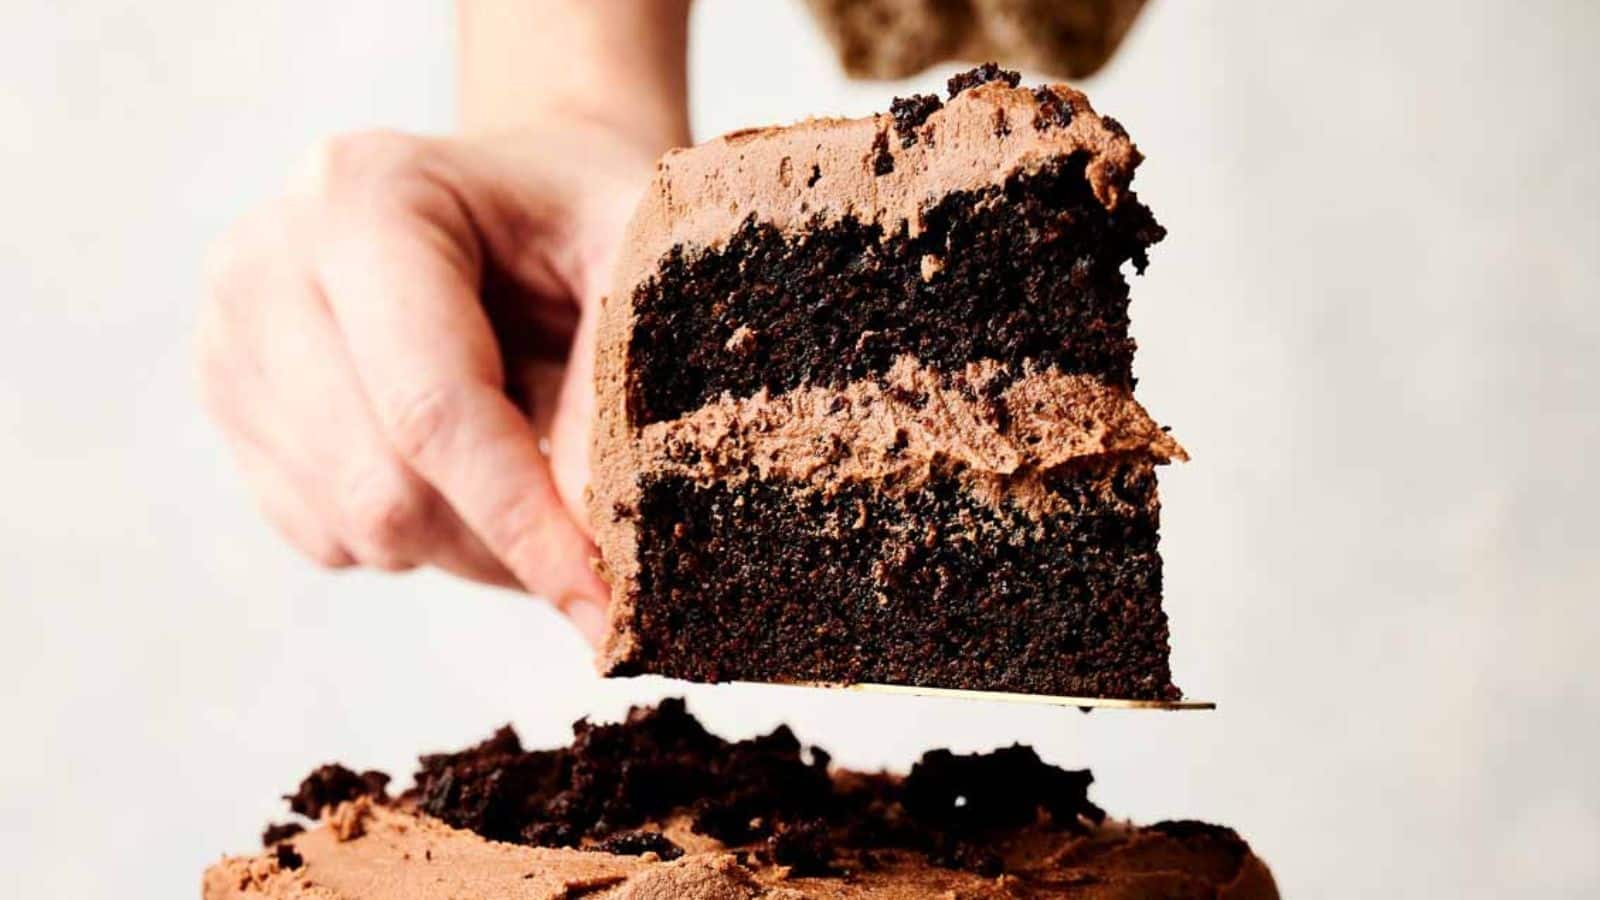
[3,1,1597,896]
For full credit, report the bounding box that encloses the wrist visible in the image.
[520,93,687,163]
[458,0,691,152]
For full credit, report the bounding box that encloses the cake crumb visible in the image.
[285,764,389,818]
[328,797,373,842]
[871,129,895,175]
[245,855,283,888]
[274,842,304,871]
[1032,86,1075,130]
[593,829,685,860]
[947,63,1020,99]
[890,93,942,147]
[262,821,304,847]
[725,325,757,354]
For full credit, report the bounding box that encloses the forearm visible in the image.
[458,0,692,152]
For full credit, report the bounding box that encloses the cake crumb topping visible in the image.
[947,63,1021,98]
[890,93,943,147]
[210,703,1276,899]
[284,764,389,819]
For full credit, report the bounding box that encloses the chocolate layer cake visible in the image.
[592,67,1185,700]
[206,700,1275,898]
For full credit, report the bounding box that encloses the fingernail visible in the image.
[563,597,610,648]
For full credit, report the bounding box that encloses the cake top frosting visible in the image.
[607,64,1146,302]
[206,701,1276,899]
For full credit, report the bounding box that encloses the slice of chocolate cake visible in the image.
[206,700,1277,898]
[592,67,1184,700]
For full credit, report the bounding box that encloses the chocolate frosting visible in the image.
[641,355,1184,517]
[205,802,1277,899]
[206,704,1274,898]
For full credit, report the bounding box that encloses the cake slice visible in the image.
[592,66,1183,700]
[205,700,1277,898]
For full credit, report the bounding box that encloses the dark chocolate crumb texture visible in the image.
[626,155,1160,427]
[592,67,1186,700]
[208,701,1277,898]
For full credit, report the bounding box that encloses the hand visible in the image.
[196,120,657,644]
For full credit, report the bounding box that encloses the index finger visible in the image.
[315,176,608,615]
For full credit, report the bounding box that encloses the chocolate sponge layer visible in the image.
[625,155,1164,427]
[614,461,1176,700]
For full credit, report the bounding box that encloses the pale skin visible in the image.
[196,0,692,645]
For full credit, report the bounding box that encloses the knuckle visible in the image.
[304,540,356,570]
[192,311,249,428]
[193,352,235,423]
[202,202,289,304]
[191,311,226,382]
[383,382,467,465]
[201,237,265,332]
[201,229,248,301]
[197,215,279,359]
[362,552,418,574]
[489,494,557,576]
[342,470,431,558]
[259,503,354,570]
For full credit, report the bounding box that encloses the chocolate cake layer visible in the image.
[624,460,1172,699]
[592,70,1183,699]
[627,154,1162,426]
[206,701,1278,898]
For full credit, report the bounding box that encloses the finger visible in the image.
[230,438,355,569]
[255,279,433,572]
[202,190,515,587]
[197,203,297,450]
[557,594,609,648]
[200,210,353,570]
[261,276,528,589]
[422,498,523,590]
[315,180,608,612]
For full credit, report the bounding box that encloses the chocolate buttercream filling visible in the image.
[641,356,1182,519]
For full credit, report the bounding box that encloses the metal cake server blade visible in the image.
[711,679,1215,710]
[846,682,1214,710]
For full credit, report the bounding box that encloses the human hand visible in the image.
[196,121,657,644]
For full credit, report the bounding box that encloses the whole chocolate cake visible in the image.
[205,700,1275,898]
[591,67,1184,700]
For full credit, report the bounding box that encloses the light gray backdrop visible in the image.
[3,1,1596,896]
